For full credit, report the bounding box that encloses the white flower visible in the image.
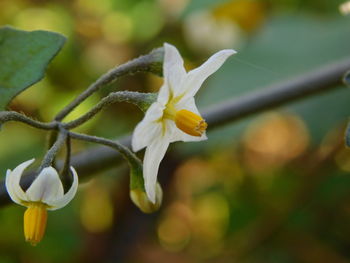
[132,43,236,202]
[5,159,79,245]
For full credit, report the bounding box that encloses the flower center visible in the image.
[175,109,207,137]
[24,202,48,246]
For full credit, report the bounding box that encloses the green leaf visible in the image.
[0,26,66,110]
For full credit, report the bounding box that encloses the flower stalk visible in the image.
[55,47,164,122]
[63,91,157,130]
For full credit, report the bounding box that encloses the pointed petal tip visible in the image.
[46,166,79,210]
[146,186,156,204]
[131,136,140,152]
[163,42,175,49]
[40,166,58,175]
[5,158,36,206]
[219,49,237,57]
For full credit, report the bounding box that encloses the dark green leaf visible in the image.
[0,26,66,110]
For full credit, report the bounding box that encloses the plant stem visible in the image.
[60,135,72,190]
[68,131,142,168]
[0,111,56,130]
[54,48,164,122]
[63,91,157,129]
[38,127,68,171]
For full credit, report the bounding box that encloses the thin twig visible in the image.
[54,48,164,122]
[60,135,72,190]
[68,131,142,168]
[0,111,56,130]
[38,128,68,171]
[63,91,157,129]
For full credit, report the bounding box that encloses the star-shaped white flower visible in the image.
[132,43,236,202]
[5,159,79,245]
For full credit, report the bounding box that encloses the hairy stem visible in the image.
[38,128,68,171]
[68,131,142,168]
[0,111,56,130]
[54,48,164,122]
[63,91,157,129]
[60,135,72,190]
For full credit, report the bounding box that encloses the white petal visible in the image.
[175,96,200,114]
[47,166,79,210]
[181,49,236,99]
[132,102,164,152]
[143,139,170,203]
[163,43,187,98]
[157,83,170,106]
[26,167,64,203]
[5,159,35,205]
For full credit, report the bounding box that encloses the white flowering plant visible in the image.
[0,26,235,245]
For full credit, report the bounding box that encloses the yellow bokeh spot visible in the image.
[213,0,268,32]
[192,193,229,244]
[80,183,114,233]
[335,148,350,172]
[102,12,133,44]
[157,203,192,252]
[243,112,309,173]
[13,7,71,35]
[75,0,112,16]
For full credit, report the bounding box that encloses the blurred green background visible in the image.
[1,0,350,262]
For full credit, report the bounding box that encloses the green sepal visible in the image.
[147,47,164,77]
[129,156,163,213]
[129,158,145,191]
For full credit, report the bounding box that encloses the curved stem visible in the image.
[68,131,142,168]
[63,91,157,130]
[54,48,164,122]
[60,135,72,190]
[1,56,349,207]
[38,127,68,171]
[0,111,56,130]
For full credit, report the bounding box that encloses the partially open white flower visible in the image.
[132,43,236,202]
[5,159,79,245]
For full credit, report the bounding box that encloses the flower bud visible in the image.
[130,183,163,213]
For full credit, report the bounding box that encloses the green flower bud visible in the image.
[130,183,163,213]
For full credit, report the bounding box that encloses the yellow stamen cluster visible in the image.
[175,109,207,137]
[24,203,48,246]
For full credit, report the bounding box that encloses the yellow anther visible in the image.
[24,203,48,246]
[175,109,207,137]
